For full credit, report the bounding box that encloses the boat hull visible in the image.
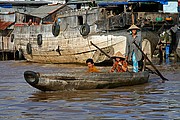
[14,24,127,64]
[24,71,149,91]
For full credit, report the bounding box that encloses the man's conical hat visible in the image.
[128,24,140,31]
[111,51,125,59]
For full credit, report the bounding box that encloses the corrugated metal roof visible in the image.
[0,1,51,5]
[0,21,14,30]
[0,8,15,13]
[29,4,66,18]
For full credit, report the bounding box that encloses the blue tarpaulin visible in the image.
[98,2,129,7]
[163,1,178,13]
[0,4,12,8]
[128,0,168,5]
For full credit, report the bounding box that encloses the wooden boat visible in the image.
[12,1,166,64]
[24,71,149,91]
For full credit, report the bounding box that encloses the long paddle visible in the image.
[132,40,168,81]
[90,41,129,72]
[90,41,111,59]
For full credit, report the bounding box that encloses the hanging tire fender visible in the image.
[24,71,40,86]
[80,23,90,36]
[52,22,60,37]
[37,34,42,46]
[18,48,24,60]
[11,34,14,42]
[26,43,32,54]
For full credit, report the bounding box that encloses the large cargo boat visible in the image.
[12,1,179,64]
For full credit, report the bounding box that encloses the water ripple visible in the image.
[0,61,179,119]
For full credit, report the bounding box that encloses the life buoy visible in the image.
[24,71,40,86]
[37,34,42,46]
[52,22,60,37]
[11,34,14,42]
[80,23,90,36]
[26,43,32,54]
[118,14,126,28]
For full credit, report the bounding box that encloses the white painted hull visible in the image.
[14,24,127,64]
[24,34,126,64]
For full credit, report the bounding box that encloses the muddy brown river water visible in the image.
[0,60,179,120]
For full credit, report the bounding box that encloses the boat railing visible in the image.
[57,7,98,18]
[14,24,53,37]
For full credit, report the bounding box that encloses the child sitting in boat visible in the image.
[86,58,100,73]
[110,52,128,72]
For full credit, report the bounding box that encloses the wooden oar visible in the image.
[132,40,168,81]
[90,41,112,59]
[90,41,129,72]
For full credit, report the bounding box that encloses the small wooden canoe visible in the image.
[24,71,149,91]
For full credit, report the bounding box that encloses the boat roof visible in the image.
[66,1,92,4]
[29,4,72,19]
[98,0,168,7]
[98,1,129,7]
[0,21,14,30]
[0,8,15,14]
[128,0,168,4]
[0,1,51,6]
[0,4,12,8]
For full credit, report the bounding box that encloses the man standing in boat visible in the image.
[86,58,99,73]
[125,24,143,72]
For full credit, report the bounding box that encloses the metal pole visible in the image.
[1,31,4,61]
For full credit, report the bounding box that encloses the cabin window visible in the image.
[78,16,83,25]
[77,3,81,9]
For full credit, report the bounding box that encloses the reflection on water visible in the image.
[0,61,179,119]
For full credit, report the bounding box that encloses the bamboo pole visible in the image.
[131,13,134,25]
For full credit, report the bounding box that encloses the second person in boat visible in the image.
[110,51,128,72]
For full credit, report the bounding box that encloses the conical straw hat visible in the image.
[128,24,140,31]
[111,51,125,59]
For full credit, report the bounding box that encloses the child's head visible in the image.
[86,58,94,68]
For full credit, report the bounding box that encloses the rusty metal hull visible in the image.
[24,71,149,91]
